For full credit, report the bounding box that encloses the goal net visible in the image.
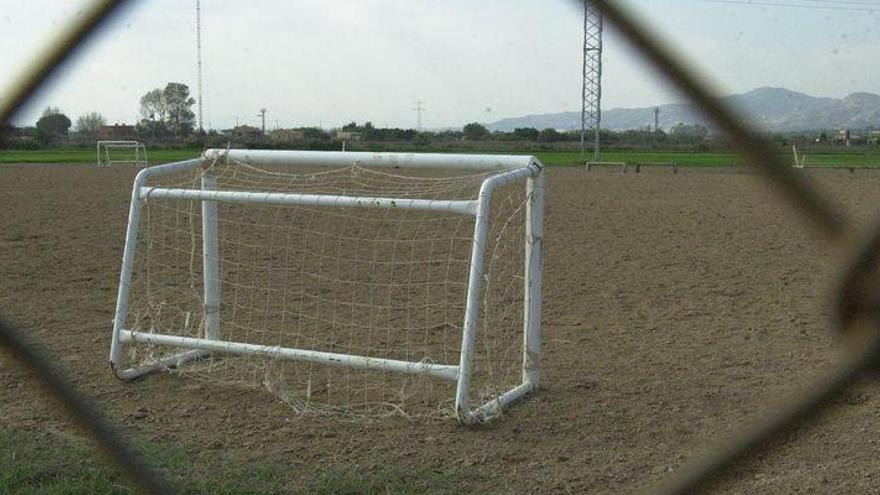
[109,149,544,423]
[97,140,148,167]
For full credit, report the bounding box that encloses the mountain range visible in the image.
[485,87,880,133]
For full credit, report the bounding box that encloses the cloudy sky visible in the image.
[2,0,879,130]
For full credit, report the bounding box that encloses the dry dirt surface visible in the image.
[3,163,880,493]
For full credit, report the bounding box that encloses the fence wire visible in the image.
[0,2,173,493]
[1,0,878,493]
[0,316,173,494]
[581,1,880,493]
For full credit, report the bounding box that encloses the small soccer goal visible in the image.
[97,140,148,167]
[109,149,544,423]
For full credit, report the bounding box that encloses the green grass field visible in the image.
[0,149,201,164]
[0,427,470,494]
[534,150,880,167]
[3,148,880,167]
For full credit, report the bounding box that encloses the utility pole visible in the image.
[196,0,204,133]
[413,100,425,131]
[654,107,660,133]
[258,108,267,135]
[581,2,603,161]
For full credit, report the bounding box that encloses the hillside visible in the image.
[486,87,880,132]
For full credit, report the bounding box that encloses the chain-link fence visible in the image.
[2,1,878,493]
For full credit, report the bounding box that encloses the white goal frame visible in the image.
[108,148,544,423]
[97,140,148,167]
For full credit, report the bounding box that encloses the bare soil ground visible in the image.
[3,163,880,493]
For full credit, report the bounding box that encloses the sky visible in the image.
[2,0,879,130]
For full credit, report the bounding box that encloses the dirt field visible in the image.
[3,163,880,493]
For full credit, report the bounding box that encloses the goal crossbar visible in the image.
[140,187,478,215]
[109,150,544,423]
[204,148,540,171]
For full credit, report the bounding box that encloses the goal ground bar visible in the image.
[112,349,210,380]
[468,381,536,423]
[118,330,461,382]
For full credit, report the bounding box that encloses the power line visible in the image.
[799,0,880,5]
[699,0,880,12]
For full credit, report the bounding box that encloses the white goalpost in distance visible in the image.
[97,140,148,167]
[108,148,544,423]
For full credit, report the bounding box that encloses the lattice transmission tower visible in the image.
[581,2,603,161]
[413,100,425,131]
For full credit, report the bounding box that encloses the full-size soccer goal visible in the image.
[109,149,544,423]
[97,140,148,167]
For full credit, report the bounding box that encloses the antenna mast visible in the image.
[581,2,603,161]
[196,0,204,133]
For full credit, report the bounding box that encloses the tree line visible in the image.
[3,106,107,147]
[0,82,197,149]
[2,82,862,152]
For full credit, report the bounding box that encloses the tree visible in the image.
[163,82,196,137]
[36,107,71,143]
[669,123,709,142]
[139,88,166,122]
[360,121,378,140]
[42,106,63,119]
[462,122,489,141]
[513,127,539,141]
[301,127,329,140]
[138,88,169,138]
[75,111,106,138]
[537,128,562,142]
[0,124,12,149]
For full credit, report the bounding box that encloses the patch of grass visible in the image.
[0,428,131,494]
[134,437,191,473]
[310,466,467,495]
[0,149,201,164]
[195,463,286,495]
[534,150,880,167]
[795,152,880,166]
[4,147,880,168]
[535,150,741,167]
[0,427,480,494]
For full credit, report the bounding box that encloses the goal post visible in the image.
[108,148,544,423]
[97,140,148,167]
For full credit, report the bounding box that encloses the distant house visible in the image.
[268,129,305,144]
[222,125,263,141]
[98,124,136,140]
[869,130,880,145]
[335,131,362,141]
[835,129,864,146]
